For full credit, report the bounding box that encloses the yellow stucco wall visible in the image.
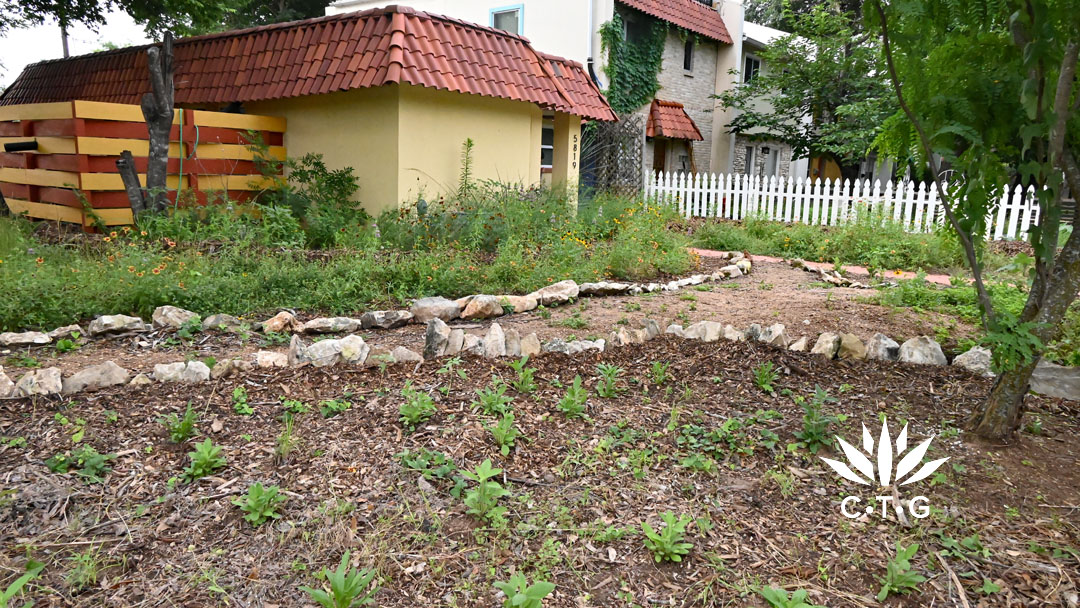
[246,86,400,214]
[396,84,543,204]
[249,83,544,212]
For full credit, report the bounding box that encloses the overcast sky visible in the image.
[0,9,150,87]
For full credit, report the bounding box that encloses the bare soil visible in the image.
[1,334,1077,607]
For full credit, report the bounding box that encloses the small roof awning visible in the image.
[646,99,703,141]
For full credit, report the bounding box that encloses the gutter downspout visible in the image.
[587,0,605,88]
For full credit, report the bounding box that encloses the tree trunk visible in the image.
[116,150,146,214]
[970,358,1038,439]
[140,32,175,213]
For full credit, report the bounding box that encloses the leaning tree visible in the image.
[868,0,1078,440]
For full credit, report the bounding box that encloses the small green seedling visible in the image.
[184,438,226,482]
[45,445,115,484]
[232,482,287,526]
[473,379,514,415]
[649,361,671,385]
[399,382,436,429]
[488,412,521,456]
[463,459,510,521]
[876,542,926,601]
[320,399,352,418]
[232,386,253,415]
[282,399,311,415]
[160,403,199,442]
[595,363,624,398]
[508,356,537,394]
[557,375,587,418]
[299,550,379,608]
[759,586,827,608]
[753,361,778,395]
[642,511,693,563]
[0,559,44,608]
[494,573,555,608]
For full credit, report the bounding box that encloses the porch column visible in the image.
[551,112,581,205]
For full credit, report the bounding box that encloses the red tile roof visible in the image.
[0,5,615,121]
[617,0,732,44]
[646,99,703,140]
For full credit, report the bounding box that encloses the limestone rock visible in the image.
[410,297,461,323]
[723,325,747,342]
[153,361,211,383]
[0,367,14,399]
[461,295,504,320]
[866,333,900,361]
[88,314,149,336]
[152,305,199,329]
[644,319,661,340]
[360,310,414,330]
[339,335,370,365]
[305,339,346,367]
[62,361,130,394]
[1030,360,1080,400]
[128,373,152,387]
[446,329,466,356]
[505,328,522,357]
[665,324,685,337]
[302,317,362,334]
[898,336,947,365]
[262,311,301,334]
[463,334,484,355]
[838,333,867,360]
[496,295,538,314]
[527,280,579,306]
[202,314,243,332]
[579,282,631,296]
[519,333,541,358]
[391,346,423,364]
[789,336,808,352]
[952,346,993,377]
[14,368,62,397]
[0,331,51,346]
[736,259,752,274]
[484,323,507,359]
[210,359,245,380]
[609,326,647,347]
[424,318,451,359]
[720,264,742,278]
[684,321,723,342]
[47,324,84,340]
[543,338,604,355]
[811,332,842,359]
[288,335,309,367]
[256,351,288,368]
[759,323,789,347]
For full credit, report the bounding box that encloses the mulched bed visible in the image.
[1,337,1077,607]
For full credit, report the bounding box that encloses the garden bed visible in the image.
[1,337,1076,606]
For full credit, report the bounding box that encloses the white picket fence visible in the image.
[644,171,1042,240]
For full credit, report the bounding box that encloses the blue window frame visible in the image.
[490,4,524,35]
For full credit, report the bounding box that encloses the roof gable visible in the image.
[0,6,616,121]
[616,0,732,44]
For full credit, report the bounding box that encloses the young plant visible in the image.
[399,382,436,429]
[0,559,44,608]
[794,386,839,454]
[184,438,226,482]
[45,445,115,484]
[232,482,287,526]
[759,586,827,608]
[176,316,203,341]
[320,399,352,418]
[232,386,253,415]
[473,379,514,416]
[556,375,587,418]
[55,335,80,353]
[397,448,459,483]
[493,573,555,608]
[462,459,510,521]
[160,403,199,442]
[649,361,671,385]
[437,357,466,395]
[595,363,624,398]
[642,511,693,563]
[299,551,379,608]
[876,542,927,601]
[507,356,537,394]
[752,361,778,395]
[488,412,521,456]
[282,399,311,415]
[276,413,300,462]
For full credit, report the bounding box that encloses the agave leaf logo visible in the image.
[820,418,949,487]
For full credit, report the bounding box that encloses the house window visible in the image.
[683,38,695,72]
[541,125,554,170]
[743,55,761,83]
[623,12,651,45]
[491,5,523,35]
[763,146,779,176]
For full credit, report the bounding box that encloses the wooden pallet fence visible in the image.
[645,171,1042,240]
[0,100,286,227]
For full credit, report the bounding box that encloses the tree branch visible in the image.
[872,0,997,327]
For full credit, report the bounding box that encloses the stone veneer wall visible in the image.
[732,134,793,178]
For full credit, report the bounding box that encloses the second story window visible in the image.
[491,5,523,35]
[744,55,761,83]
[683,38,695,72]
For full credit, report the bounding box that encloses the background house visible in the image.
[0,6,615,213]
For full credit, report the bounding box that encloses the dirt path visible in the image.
[5,258,977,379]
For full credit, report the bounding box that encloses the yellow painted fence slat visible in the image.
[5,198,133,226]
[0,102,73,122]
[0,167,80,188]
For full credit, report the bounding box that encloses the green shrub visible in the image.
[232,482,287,526]
[184,439,226,482]
[161,403,199,442]
[399,382,436,430]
